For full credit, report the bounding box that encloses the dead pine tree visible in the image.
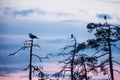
[52,34,77,80]
[53,34,99,80]
[70,34,77,80]
[9,33,48,80]
[29,33,39,80]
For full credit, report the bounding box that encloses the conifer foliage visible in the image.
[86,16,120,80]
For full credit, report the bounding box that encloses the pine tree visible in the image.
[86,16,120,80]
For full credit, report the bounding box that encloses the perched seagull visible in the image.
[29,33,39,39]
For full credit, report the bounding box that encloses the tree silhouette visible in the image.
[86,16,120,80]
[52,34,77,80]
[53,35,104,80]
[9,33,48,80]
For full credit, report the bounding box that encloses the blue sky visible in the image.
[0,0,120,80]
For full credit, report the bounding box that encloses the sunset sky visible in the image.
[0,0,120,80]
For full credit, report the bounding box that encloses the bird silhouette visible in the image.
[71,34,73,38]
[104,16,107,20]
[29,33,39,39]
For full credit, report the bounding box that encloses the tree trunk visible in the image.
[83,64,88,80]
[29,39,33,80]
[71,37,77,80]
[71,55,75,80]
[107,25,114,80]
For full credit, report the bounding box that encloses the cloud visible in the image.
[35,9,46,15]
[61,19,80,23]
[2,7,12,15]
[96,13,112,19]
[52,12,71,16]
[79,9,87,14]
[116,16,120,21]
[0,71,39,80]
[45,38,66,43]
[0,65,21,76]
[2,7,46,17]
[2,7,71,18]
[104,0,120,4]
[12,9,34,17]
[1,0,120,23]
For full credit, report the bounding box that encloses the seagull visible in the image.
[29,33,39,39]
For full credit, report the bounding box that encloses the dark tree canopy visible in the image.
[86,16,120,80]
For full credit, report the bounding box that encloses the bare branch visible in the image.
[25,40,32,42]
[62,45,74,51]
[32,54,48,62]
[32,54,42,62]
[45,53,53,59]
[107,69,120,78]
[31,65,41,73]
[23,65,30,71]
[96,53,108,58]
[92,48,104,56]
[113,44,120,51]
[113,69,120,74]
[112,60,120,66]
[8,46,27,56]
[33,44,40,48]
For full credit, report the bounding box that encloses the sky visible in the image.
[0,0,120,80]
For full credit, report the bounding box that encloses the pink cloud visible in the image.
[0,71,38,80]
